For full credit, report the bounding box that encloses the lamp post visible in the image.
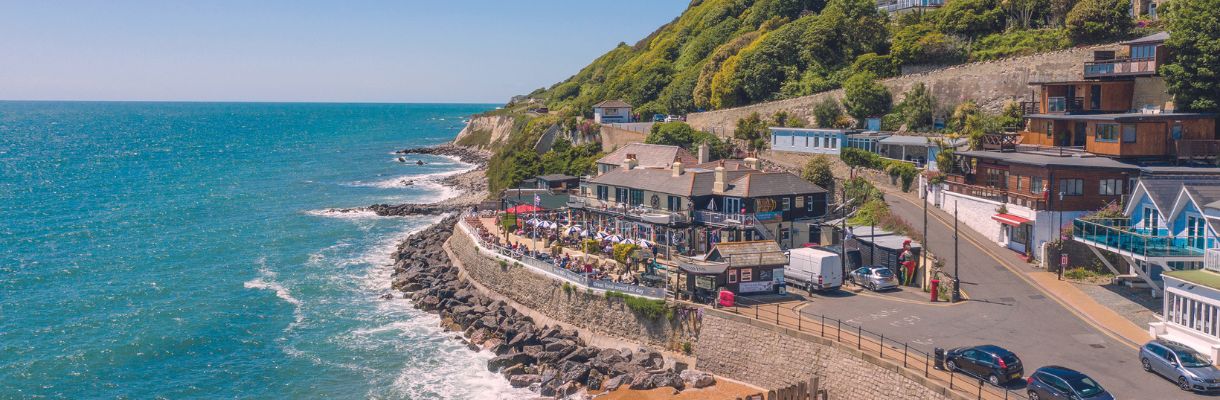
[1058,190,1066,280]
[952,200,961,303]
[923,176,929,288]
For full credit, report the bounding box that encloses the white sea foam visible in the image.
[304,208,385,219]
[243,261,305,329]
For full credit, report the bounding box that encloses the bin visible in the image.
[929,279,940,302]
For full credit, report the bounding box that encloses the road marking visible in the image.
[892,194,1141,350]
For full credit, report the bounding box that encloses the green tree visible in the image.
[849,53,898,78]
[1065,0,1132,43]
[842,72,892,125]
[771,111,807,127]
[735,112,770,150]
[801,155,836,192]
[936,0,1008,37]
[1162,0,1220,112]
[814,97,845,128]
[896,83,937,131]
[646,122,731,159]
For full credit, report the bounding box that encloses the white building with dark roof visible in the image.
[592,100,633,123]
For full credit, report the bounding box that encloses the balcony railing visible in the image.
[1176,140,1220,162]
[1072,218,1204,258]
[878,0,943,12]
[944,180,1048,210]
[693,210,759,228]
[1046,96,1085,113]
[1083,58,1158,78]
[568,196,690,225]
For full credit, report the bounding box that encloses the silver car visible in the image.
[848,266,899,291]
[1140,339,1220,392]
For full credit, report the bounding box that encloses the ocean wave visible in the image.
[304,208,385,219]
[243,262,305,329]
[353,163,475,190]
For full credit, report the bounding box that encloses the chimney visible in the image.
[671,161,684,177]
[713,160,727,194]
[744,154,759,170]
[698,143,710,164]
[622,154,638,170]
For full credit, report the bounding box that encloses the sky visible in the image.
[0,1,688,104]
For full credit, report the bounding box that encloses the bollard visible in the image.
[934,347,945,370]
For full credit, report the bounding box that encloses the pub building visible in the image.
[674,240,787,301]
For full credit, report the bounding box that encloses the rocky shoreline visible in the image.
[396,143,490,165]
[388,217,714,398]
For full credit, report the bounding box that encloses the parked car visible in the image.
[652,114,666,122]
[944,345,1023,386]
[1026,366,1113,400]
[848,266,899,291]
[664,114,684,122]
[786,248,843,293]
[1140,339,1220,392]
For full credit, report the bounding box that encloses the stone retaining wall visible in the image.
[686,44,1120,134]
[695,309,952,400]
[447,227,693,350]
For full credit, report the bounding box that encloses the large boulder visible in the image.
[651,370,685,391]
[628,371,656,390]
[680,369,716,389]
[559,361,591,383]
[604,375,626,391]
[487,352,535,371]
[508,374,541,388]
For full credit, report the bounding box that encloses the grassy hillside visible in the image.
[525,0,1156,117]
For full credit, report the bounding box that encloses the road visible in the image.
[797,192,1199,399]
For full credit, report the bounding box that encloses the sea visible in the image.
[0,101,536,399]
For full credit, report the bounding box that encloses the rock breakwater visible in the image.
[389,217,715,398]
[396,144,489,165]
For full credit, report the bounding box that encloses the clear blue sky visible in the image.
[0,1,688,103]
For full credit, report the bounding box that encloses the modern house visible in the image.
[675,241,788,298]
[877,0,944,13]
[1018,32,1219,163]
[594,143,698,176]
[769,127,889,156]
[1153,250,1220,366]
[592,100,633,124]
[876,135,967,168]
[572,154,828,254]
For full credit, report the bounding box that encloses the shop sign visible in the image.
[695,276,716,290]
[755,211,782,223]
[738,280,774,293]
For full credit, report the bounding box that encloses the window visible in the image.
[1099,179,1122,196]
[597,185,609,200]
[1144,207,1161,236]
[806,195,814,211]
[1031,177,1044,194]
[740,268,753,282]
[1014,175,1024,192]
[782,197,791,211]
[1188,215,1207,249]
[1131,44,1156,60]
[780,228,791,241]
[728,269,738,283]
[1046,121,1054,138]
[615,187,628,203]
[1096,124,1119,142]
[667,195,682,211]
[1122,124,1137,143]
[629,189,644,206]
[1060,179,1083,196]
[795,196,805,208]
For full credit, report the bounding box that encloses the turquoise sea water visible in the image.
[0,102,532,399]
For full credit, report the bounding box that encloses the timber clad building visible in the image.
[939,31,1220,262]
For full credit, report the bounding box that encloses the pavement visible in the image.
[790,190,1199,399]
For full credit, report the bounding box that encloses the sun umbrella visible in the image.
[564,226,583,235]
[594,232,608,240]
[637,239,653,248]
[621,238,636,245]
[605,235,624,243]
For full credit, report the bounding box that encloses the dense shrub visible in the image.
[813,97,845,128]
[645,122,731,159]
[970,29,1072,61]
[1162,0,1220,112]
[1065,0,1133,43]
[842,72,892,124]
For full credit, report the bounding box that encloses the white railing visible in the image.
[457,216,667,299]
[1206,248,1220,272]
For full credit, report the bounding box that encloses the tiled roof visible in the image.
[1123,31,1169,45]
[593,100,632,108]
[586,167,751,197]
[720,172,827,197]
[597,143,697,169]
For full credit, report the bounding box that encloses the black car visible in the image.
[945,345,1024,386]
[1026,366,1114,400]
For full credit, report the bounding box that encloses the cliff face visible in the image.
[454,115,516,150]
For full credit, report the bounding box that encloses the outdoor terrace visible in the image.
[567,196,690,225]
[943,178,1048,210]
[1083,57,1158,79]
[1072,218,1205,259]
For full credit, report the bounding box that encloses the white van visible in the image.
[785,248,843,293]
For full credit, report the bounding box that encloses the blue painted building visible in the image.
[770,127,887,155]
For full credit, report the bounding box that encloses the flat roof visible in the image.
[957,150,1140,169]
[1164,269,1220,292]
[1026,112,1218,122]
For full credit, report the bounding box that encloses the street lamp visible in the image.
[952,200,961,303]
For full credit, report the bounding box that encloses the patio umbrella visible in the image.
[594,232,608,240]
[564,226,583,235]
[506,204,542,214]
[542,221,557,229]
[621,238,636,245]
[637,239,653,248]
[605,235,624,243]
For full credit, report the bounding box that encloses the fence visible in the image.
[725,296,1029,400]
[458,216,667,299]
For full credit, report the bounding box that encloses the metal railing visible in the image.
[458,216,668,299]
[944,181,1048,210]
[1083,58,1158,78]
[693,210,759,228]
[1175,140,1220,161]
[568,197,690,225]
[878,0,944,12]
[1045,96,1084,113]
[724,296,1028,400]
[1072,218,1205,258]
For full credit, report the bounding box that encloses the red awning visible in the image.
[506,204,542,213]
[992,213,1032,226]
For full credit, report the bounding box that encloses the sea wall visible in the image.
[599,124,649,151]
[686,44,1120,134]
[695,310,952,400]
[447,225,694,350]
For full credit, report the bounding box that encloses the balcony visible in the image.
[878,0,943,12]
[944,180,1048,210]
[1176,140,1220,162]
[1083,58,1159,79]
[1045,96,1085,114]
[693,210,759,228]
[1072,218,1205,259]
[568,196,690,225]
